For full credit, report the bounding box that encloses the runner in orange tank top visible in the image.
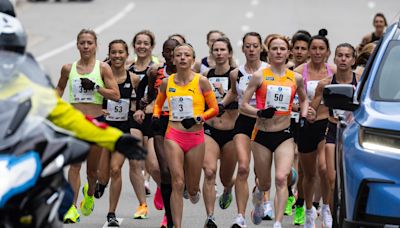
[240,36,311,228]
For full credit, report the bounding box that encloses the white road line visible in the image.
[102,218,123,227]
[37,2,135,62]
[245,11,254,19]
[367,1,375,9]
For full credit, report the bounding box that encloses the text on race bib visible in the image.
[265,85,292,111]
[170,96,194,121]
[332,109,345,119]
[72,78,95,102]
[106,99,130,121]
[208,77,229,100]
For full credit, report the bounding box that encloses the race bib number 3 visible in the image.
[71,78,95,102]
[170,96,193,121]
[209,77,229,100]
[106,99,130,121]
[265,85,292,111]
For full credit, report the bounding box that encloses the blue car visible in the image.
[323,19,400,227]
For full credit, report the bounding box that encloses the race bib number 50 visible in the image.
[170,96,194,121]
[265,85,292,111]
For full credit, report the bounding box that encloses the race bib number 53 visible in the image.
[170,96,194,121]
[265,85,292,111]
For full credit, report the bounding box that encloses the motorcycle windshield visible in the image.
[0,51,57,150]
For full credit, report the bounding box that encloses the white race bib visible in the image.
[306,80,319,100]
[291,112,300,122]
[170,96,193,121]
[106,99,130,121]
[209,77,229,100]
[137,73,146,81]
[71,78,94,102]
[161,100,169,112]
[239,75,256,100]
[265,85,292,112]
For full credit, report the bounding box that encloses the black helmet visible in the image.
[0,12,26,54]
[0,0,15,17]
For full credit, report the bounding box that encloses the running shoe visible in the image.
[231,214,247,228]
[204,215,218,228]
[94,181,107,199]
[183,185,189,199]
[145,180,151,197]
[218,189,232,209]
[154,187,164,210]
[273,221,282,228]
[304,206,317,228]
[107,212,119,227]
[80,183,94,216]
[160,214,168,228]
[284,195,296,216]
[190,191,200,204]
[321,204,333,228]
[251,187,263,225]
[293,205,305,225]
[133,204,148,219]
[262,201,273,220]
[63,205,80,223]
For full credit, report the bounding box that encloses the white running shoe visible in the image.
[304,206,317,228]
[273,221,282,228]
[321,204,333,228]
[189,191,200,204]
[262,201,273,220]
[231,214,247,228]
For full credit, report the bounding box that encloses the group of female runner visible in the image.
[57,13,382,226]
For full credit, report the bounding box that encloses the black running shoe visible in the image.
[107,212,119,227]
[94,182,107,199]
[204,215,218,228]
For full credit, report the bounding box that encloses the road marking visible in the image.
[37,2,135,62]
[367,1,375,9]
[241,25,250,32]
[102,218,123,227]
[245,11,254,19]
[251,0,259,6]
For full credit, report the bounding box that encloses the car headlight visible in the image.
[359,127,400,154]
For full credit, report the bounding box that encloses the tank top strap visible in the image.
[302,63,309,82]
[325,63,333,76]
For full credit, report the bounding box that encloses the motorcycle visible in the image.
[0,50,90,228]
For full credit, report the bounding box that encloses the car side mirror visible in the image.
[323,84,358,111]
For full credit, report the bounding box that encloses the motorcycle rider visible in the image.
[0,11,147,222]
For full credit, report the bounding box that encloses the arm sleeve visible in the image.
[202,90,219,121]
[47,97,123,151]
[152,91,167,118]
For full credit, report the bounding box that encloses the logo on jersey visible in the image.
[266,76,274,81]
[188,88,195,94]
[169,88,176,92]
[278,87,282,92]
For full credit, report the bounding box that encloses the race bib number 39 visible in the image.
[72,79,94,102]
[106,99,129,121]
[265,85,292,111]
[170,96,193,121]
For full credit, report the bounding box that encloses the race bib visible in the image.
[265,85,292,112]
[209,77,229,100]
[291,112,300,123]
[306,80,319,100]
[239,75,256,100]
[170,96,193,121]
[161,100,169,112]
[106,99,130,121]
[71,78,94,102]
[332,109,345,119]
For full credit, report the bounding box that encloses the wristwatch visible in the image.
[95,84,100,91]
[195,116,203,124]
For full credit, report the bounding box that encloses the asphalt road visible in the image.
[14,0,400,227]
